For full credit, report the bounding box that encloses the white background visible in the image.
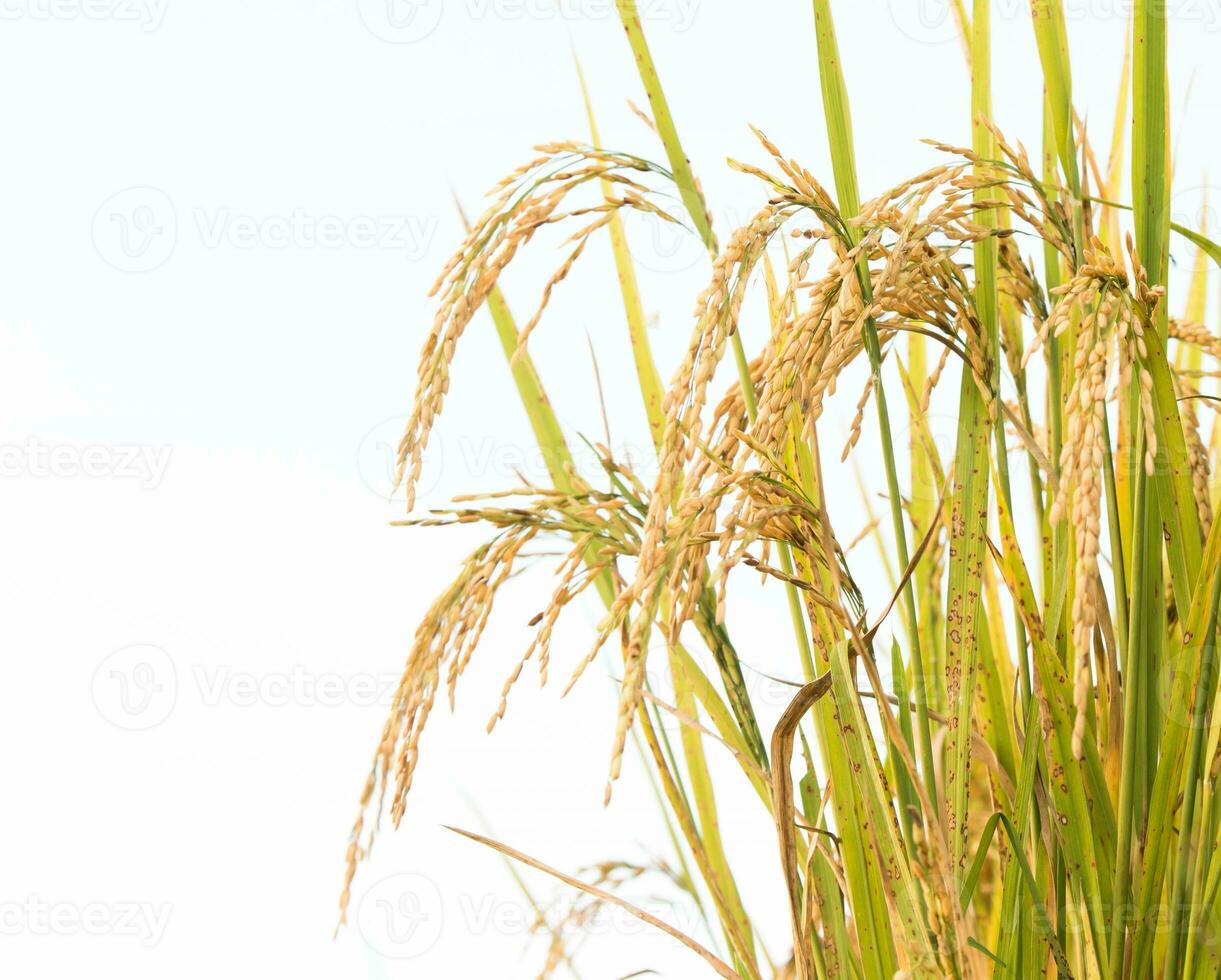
[2,0,1218,977]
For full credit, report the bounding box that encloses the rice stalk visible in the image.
[340,5,1221,977]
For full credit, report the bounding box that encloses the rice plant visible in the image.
[341,2,1221,976]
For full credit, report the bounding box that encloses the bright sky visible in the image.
[3,1,1219,977]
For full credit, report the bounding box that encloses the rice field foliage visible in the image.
[342,2,1221,976]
